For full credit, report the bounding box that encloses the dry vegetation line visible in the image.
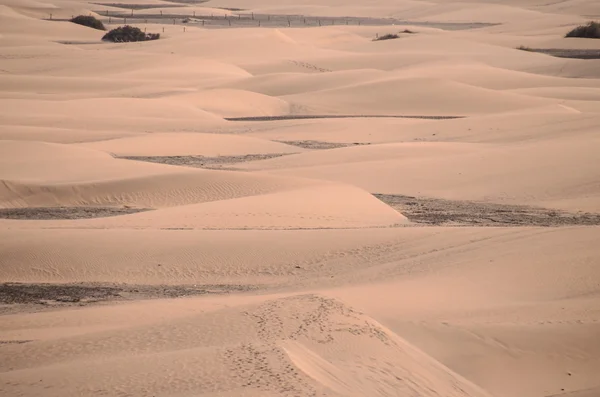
[0,206,150,220]
[374,194,600,227]
[0,282,253,314]
[117,153,293,170]
[225,115,464,121]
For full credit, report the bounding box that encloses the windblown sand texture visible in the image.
[1,0,600,396]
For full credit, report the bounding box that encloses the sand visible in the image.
[1,0,600,396]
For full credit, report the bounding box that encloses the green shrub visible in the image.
[102,26,160,43]
[565,21,600,38]
[70,15,106,31]
[373,33,400,41]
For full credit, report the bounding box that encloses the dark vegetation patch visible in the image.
[0,206,150,220]
[277,140,370,150]
[102,25,160,42]
[70,15,106,30]
[163,0,209,3]
[119,153,293,169]
[374,33,400,41]
[225,115,463,121]
[516,46,600,59]
[0,340,33,345]
[517,45,534,52]
[0,282,253,313]
[566,21,600,39]
[94,3,186,9]
[374,194,600,227]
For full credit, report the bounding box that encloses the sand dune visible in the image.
[1,0,599,396]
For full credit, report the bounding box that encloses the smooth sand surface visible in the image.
[1,1,600,396]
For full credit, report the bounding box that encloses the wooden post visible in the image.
[109,17,111,23]
[228,19,231,26]
[124,17,126,24]
[183,27,186,32]
[160,10,162,16]
[49,13,52,20]
[251,12,254,20]
[288,20,290,27]
[173,19,175,24]
[106,10,109,16]
[130,9,133,16]
[162,27,165,33]
[258,20,260,27]
[202,20,205,26]
[268,15,270,21]
[238,14,241,20]
[318,20,321,26]
[193,11,195,17]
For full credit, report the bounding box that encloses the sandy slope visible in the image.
[1,0,600,396]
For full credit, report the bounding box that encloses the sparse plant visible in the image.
[565,21,600,39]
[70,15,106,31]
[102,25,160,42]
[373,33,400,41]
[517,45,534,51]
[401,29,416,34]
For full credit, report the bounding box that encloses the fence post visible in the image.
[228,19,231,26]
[130,9,133,16]
[109,17,111,23]
[49,13,52,20]
[251,12,254,20]
[124,17,126,24]
[193,11,195,17]
[183,27,186,32]
[318,20,321,26]
[163,27,165,33]
[258,20,260,27]
[173,19,175,24]
[202,20,205,26]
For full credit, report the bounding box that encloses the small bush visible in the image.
[102,26,160,43]
[401,29,416,34]
[517,45,534,51]
[373,33,400,41]
[70,15,106,31]
[565,21,600,39]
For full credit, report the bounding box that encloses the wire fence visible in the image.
[46,10,495,30]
